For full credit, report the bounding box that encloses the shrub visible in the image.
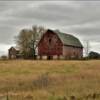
[88,51,100,59]
[33,72,50,89]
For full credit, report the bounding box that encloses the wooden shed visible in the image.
[38,29,83,59]
[8,47,20,59]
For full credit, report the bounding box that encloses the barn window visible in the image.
[49,38,52,44]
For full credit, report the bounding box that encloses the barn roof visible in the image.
[51,29,83,48]
[38,29,83,48]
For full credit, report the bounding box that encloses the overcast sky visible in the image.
[0,1,100,56]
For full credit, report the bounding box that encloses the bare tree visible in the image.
[29,25,46,59]
[85,40,90,57]
[15,25,46,59]
[15,29,33,58]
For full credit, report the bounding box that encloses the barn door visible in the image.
[47,38,53,59]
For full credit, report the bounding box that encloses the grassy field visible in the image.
[0,60,100,100]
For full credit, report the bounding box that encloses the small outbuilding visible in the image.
[8,47,20,59]
[38,29,83,59]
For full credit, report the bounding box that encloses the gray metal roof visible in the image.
[53,29,83,48]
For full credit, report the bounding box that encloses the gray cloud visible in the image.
[0,1,100,55]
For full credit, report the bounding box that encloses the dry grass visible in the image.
[0,60,100,100]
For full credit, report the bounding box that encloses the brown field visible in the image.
[0,60,100,100]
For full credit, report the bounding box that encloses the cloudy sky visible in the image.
[0,1,100,56]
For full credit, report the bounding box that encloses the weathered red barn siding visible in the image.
[63,46,83,59]
[38,31,63,56]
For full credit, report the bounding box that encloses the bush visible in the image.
[33,72,50,89]
[88,51,100,59]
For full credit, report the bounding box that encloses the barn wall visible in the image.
[63,45,83,59]
[38,31,63,56]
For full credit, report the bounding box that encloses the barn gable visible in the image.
[38,29,63,56]
[38,29,61,45]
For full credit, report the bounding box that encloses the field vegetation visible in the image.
[0,60,100,100]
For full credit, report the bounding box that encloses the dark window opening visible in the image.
[49,38,52,44]
[47,56,53,60]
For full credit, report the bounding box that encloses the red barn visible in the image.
[38,29,83,59]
